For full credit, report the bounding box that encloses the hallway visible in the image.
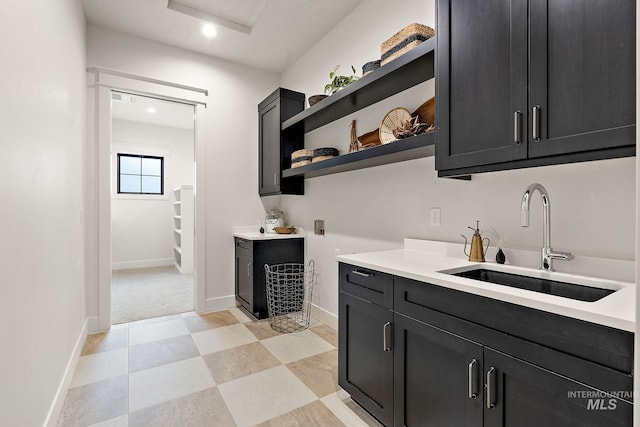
[111,266,193,324]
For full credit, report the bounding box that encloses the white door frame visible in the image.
[89,68,208,331]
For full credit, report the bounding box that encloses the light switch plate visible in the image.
[430,208,441,227]
[314,219,325,235]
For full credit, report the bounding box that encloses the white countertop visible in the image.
[233,226,305,240]
[336,239,635,331]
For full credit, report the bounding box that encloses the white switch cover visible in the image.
[429,208,441,227]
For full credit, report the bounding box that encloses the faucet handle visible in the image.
[548,250,574,261]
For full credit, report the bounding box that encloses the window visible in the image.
[117,153,164,195]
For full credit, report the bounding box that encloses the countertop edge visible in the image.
[233,226,306,240]
[336,249,635,332]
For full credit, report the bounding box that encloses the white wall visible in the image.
[280,0,636,317]
[87,25,279,312]
[0,0,87,425]
[111,119,194,270]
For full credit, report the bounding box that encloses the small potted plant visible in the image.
[308,65,360,107]
[324,65,359,94]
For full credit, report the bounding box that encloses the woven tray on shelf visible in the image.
[379,107,412,144]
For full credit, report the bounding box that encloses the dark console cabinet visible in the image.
[234,237,304,319]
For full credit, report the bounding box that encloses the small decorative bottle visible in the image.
[496,247,506,264]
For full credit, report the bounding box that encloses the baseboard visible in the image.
[44,318,88,427]
[203,295,237,313]
[86,316,102,334]
[202,297,337,329]
[311,303,338,330]
[112,258,174,270]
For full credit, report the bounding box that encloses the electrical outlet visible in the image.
[314,219,325,235]
[429,207,441,227]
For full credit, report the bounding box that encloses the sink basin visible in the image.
[449,268,615,302]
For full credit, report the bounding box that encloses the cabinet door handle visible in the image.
[383,322,392,351]
[486,367,496,409]
[532,105,541,142]
[513,110,522,144]
[352,270,373,278]
[273,172,278,186]
[247,262,252,277]
[468,359,478,399]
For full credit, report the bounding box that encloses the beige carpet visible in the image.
[112,265,194,324]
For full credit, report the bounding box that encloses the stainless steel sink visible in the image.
[448,268,616,302]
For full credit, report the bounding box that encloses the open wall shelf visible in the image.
[276,37,436,183]
[283,131,435,179]
[282,38,436,134]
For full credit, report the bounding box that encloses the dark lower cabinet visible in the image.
[393,314,483,427]
[338,262,633,426]
[484,348,632,427]
[338,291,394,427]
[234,237,303,319]
[235,245,253,310]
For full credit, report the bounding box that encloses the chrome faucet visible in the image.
[520,183,574,271]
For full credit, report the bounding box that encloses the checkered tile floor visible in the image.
[57,308,382,426]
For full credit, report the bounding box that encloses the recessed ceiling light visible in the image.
[147,107,157,114]
[202,24,217,37]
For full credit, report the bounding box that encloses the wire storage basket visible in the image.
[264,260,314,333]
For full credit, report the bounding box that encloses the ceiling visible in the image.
[111,92,195,130]
[82,0,364,73]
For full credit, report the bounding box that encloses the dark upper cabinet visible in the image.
[436,0,635,177]
[528,0,636,158]
[258,88,305,196]
[436,0,528,171]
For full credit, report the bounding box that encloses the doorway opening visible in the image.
[110,91,195,324]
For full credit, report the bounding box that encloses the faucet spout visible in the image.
[520,183,572,271]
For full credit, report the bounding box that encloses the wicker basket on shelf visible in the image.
[381,23,435,66]
[312,147,339,163]
[291,149,314,168]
